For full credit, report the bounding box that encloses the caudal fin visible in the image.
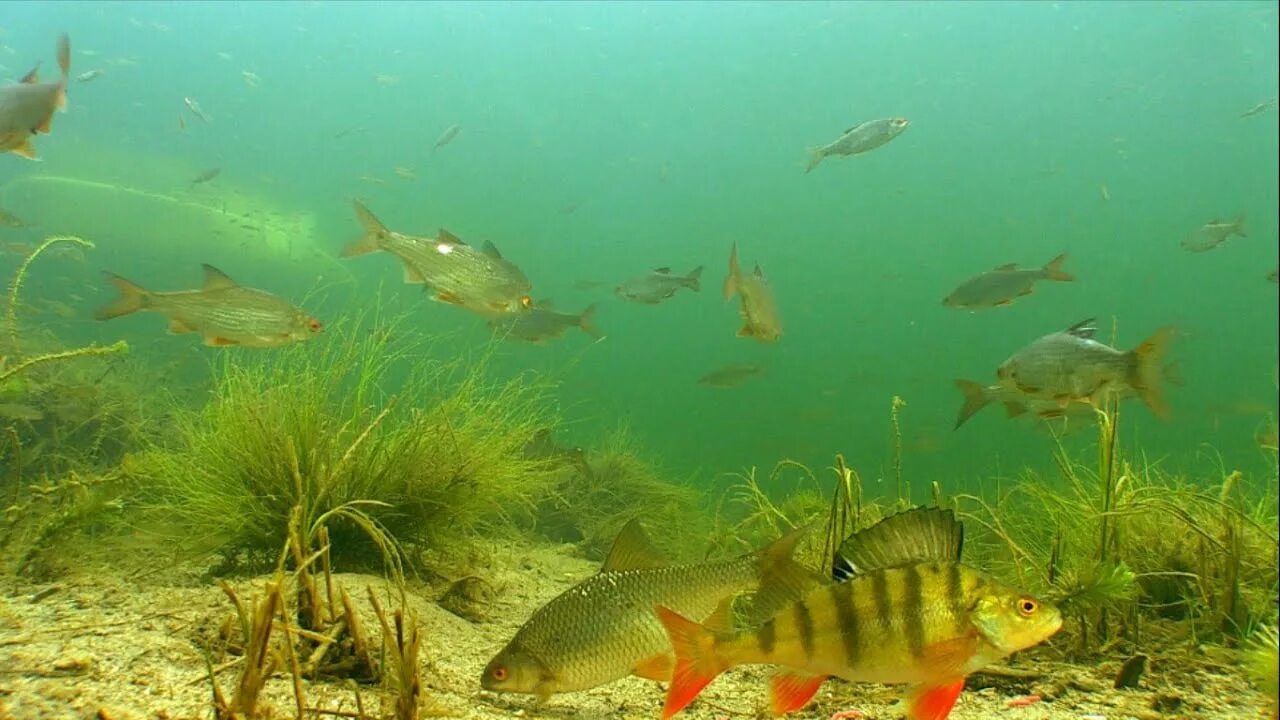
[656,606,727,719]
[684,265,704,292]
[577,304,603,340]
[1232,215,1248,238]
[95,271,149,320]
[953,379,992,429]
[722,244,741,301]
[805,147,825,173]
[342,200,390,257]
[1040,253,1074,282]
[1126,326,1176,419]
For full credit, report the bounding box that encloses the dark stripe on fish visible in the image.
[794,599,815,660]
[947,563,966,635]
[757,618,777,656]
[903,564,925,659]
[831,584,859,667]
[871,570,892,638]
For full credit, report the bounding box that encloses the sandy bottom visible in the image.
[0,538,1270,720]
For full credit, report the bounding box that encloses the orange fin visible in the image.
[203,336,240,347]
[952,379,991,429]
[167,317,197,334]
[401,263,426,284]
[632,653,673,682]
[343,201,389,257]
[769,671,827,715]
[10,139,39,160]
[56,33,71,80]
[435,291,464,305]
[200,264,239,291]
[1040,252,1073,282]
[1002,401,1027,418]
[905,679,966,720]
[722,243,740,301]
[1127,326,1176,420]
[656,606,725,719]
[95,271,149,320]
[918,635,979,677]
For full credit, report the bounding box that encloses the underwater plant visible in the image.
[131,313,561,572]
[1245,623,1279,717]
[534,422,709,560]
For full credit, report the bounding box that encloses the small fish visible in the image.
[942,253,1074,309]
[657,508,1061,720]
[189,167,221,187]
[489,301,600,343]
[482,520,816,701]
[177,114,185,132]
[94,264,323,348]
[183,96,209,122]
[373,73,399,86]
[0,207,26,228]
[75,68,104,83]
[615,266,703,305]
[343,201,533,316]
[0,33,70,160]
[393,166,416,180]
[993,318,1175,418]
[806,117,909,173]
[723,243,782,343]
[697,363,764,388]
[240,70,261,88]
[1099,183,1110,201]
[1181,216,1247,252]
[432,124,460,151]
[1240,99,1277,118]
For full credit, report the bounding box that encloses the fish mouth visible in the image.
[892,117,910,128]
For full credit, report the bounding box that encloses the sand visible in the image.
[0,538,1270,720]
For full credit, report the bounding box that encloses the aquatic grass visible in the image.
[536,422,708,560]
[1244,623,1279,717]
[955,402,1279,657]
[132,311,561,572]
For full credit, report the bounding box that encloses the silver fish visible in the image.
[806,117,909,173]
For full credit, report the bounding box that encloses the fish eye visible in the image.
[1017,597,1039,617]
[893,117,909,127]
[308,318,323,332]
[520,296,533,309]
[491,666,508,681]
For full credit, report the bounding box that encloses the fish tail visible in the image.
[1126,326,1176,419]
[95,271,150,320]
[1233,215,1248,237]
[953,379,992,429]
[685,265,704,292]
[656,606,729,719]
[56,33,71,79]
[805,146,824,173]
[722,244,740,301]
[1040,253,1073,282]
[577,304,603,339]
[342,200,389,257]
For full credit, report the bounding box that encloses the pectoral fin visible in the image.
[203,336,240,347]
[632,653,673,681]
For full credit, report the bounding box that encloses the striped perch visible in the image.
[657,507,1063,720]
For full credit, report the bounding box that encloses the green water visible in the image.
[3,0,1277,500]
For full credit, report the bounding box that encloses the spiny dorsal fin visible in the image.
[200,264,239,291]
[601,518,666,572]
[1065,318,1097,339]
[437,228,466,246]
[481,240,503,259]
[833,507,963,581]
[752,263,764,278]
[20,65,40,84]
[654,267,671,274]
[993,262,1018,271]
[843,121,866,135]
